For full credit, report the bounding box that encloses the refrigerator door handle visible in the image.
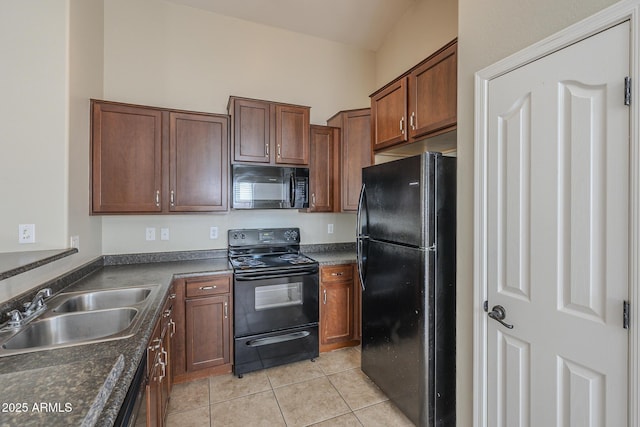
[356,183,368,290]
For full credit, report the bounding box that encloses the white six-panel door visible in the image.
[484,21,630,426]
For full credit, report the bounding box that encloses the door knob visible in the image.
[488,305,514,329]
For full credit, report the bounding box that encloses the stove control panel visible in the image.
[228,228,301,246]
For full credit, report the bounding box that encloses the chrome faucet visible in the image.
[23,288,52,316]
[1,288,52,330]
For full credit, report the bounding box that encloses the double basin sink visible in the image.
[0,285,160,357]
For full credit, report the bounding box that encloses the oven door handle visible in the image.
[235,270,317,281]
[246,331,310,347]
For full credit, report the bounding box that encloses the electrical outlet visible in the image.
[160,228,169,241]
[70,235,80,249]
[210,226,218,239]
[327,223,334,234]
[19,224,35,244]
[145,227,156,241]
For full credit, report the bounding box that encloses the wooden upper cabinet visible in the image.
[91,99,230,214]
[409,42,457,140]
[230,98,271,163]
[370,39,457,153]
[228,96,310,166]
[169,112,228,212]
[327,108,371,212]
[275,104,310,165]
[307,125,338,212]
[370,77,408,151]
[92,102,163,213]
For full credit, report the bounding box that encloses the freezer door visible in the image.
[362,154,434,247]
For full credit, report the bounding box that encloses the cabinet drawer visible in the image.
[320,264,353,283]
[185,275,231,298]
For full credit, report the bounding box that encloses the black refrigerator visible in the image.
[356,152,456,426]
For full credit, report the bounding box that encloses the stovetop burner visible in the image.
[228,228,317,274]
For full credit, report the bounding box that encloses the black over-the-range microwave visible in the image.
[231,164,309,209]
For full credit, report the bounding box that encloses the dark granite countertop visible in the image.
[0,248,78,281]
[0,257,231,427]
[305,250,357,265]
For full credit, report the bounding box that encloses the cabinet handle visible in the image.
[312,193,316,207]
[224,301,228,319]
[158,348,167,382]
[199,285,216,290]
[265,143,269,157]
[149,338,161,351]
[330,272,344,276]
[400,117,405,134]
[170,190,175,207]
[410,112,416,130]
[169,319,176,337]
[323,289,327,305]
[147,337,161,361]
[155,190,160,207]
[169,293,176,300]
[163,308,172,318]
[277,144,281,158]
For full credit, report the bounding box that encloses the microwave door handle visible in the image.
[290,172,295,207]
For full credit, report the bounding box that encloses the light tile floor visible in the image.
[166,346,415,426]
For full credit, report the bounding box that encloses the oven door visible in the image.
[233,270,319,338]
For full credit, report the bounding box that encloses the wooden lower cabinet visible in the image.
[172,274,233,383]
[145,284,175,426]
[319,264,361,352]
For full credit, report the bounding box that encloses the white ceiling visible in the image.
[164,0,417,51]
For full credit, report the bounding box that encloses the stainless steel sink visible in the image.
[2,308,138,350]
[52,287,152,313]
[0,284,160,356]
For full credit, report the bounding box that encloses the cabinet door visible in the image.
[91,101,162,213]
[308,125,336,212]
[370,77,408,151]
[147,362,161,427]
[320,281,354,346]
[275,104,310,165]
[169,112,229,212]
[159,327,170,424]
[231,98,271,163]
[185,295,230,371]
[341,109,371,211]
[409,42,457,139]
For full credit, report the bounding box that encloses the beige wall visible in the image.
[100,0,374,253]
[374,0,458,89]
[0,0,104,302]
[68,0,104,260]
[456,0,619,425]
[0,1,69,253]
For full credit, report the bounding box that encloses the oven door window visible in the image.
[255,282,303,311]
